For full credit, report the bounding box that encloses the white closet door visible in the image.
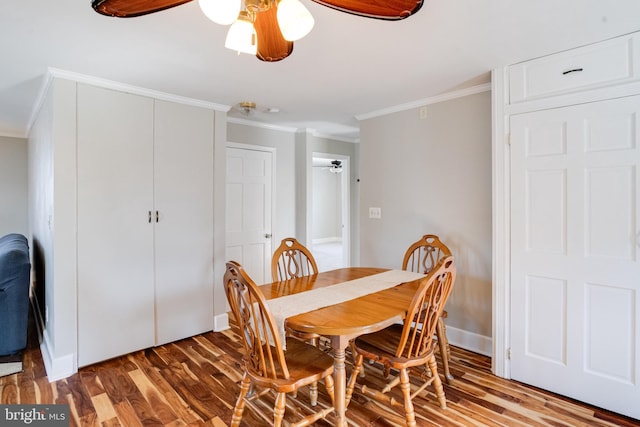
[510,95,640,418]
[225,147,273,284]
[77,84,155,367]
[154,100,214,345]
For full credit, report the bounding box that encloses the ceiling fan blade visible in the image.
[254,6,294,62]
[311,0,423,20]
[92,0,193,17]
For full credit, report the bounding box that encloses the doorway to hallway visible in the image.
[311,153,350,271]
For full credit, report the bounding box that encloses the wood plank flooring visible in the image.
[2,313,639,427]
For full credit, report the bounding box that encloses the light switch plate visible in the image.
[369,207,382,219]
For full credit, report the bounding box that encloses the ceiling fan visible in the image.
[91,0,423,62]
[313,159,343,173]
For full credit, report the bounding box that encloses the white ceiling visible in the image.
[2,1,640,141]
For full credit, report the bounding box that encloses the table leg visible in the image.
[331,336,350,427]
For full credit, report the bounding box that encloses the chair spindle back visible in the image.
[402,234,452,275]
[271,237,319,281]
[397,256,456,359]
[224,261,290,380]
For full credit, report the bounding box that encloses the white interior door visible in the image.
[225,146,273,284]
[510,95,640,419]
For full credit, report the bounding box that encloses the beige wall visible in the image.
[359,90,492,347]
[0,136,28,236]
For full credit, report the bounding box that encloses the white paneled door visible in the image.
[225,147,273,284]
[510,95,640,419]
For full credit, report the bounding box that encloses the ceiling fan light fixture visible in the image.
[329,160,343,173]
[225,11,258,55]
[199,0,241,25]
[277,0,315,41]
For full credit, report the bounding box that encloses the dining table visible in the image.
[259,267,425,427]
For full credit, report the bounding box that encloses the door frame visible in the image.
[310,151,351,268]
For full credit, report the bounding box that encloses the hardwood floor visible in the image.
[2,312,639,427]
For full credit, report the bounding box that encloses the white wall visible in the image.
[312,167,342,240]
[29,77,78,379]
[0,136,28,237]
[359,89,492,352]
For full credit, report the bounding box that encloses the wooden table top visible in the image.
[259,267,422,338]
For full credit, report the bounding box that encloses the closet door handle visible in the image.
[562,67,583,75]
[148,211,152,223]
[156,210,159,223]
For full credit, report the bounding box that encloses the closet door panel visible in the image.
[153,100,214,345]
[77,84,155,366]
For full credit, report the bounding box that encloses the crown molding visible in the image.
[49,67,230,109]
[355,83,492,121]
[0,130,28,139]
[227,116,300,133]
[25,68,232,136]
[308,130,359,144]
[228,117,360,143]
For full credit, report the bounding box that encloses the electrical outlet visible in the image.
[369,207,382,219]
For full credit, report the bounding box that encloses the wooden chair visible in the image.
[271,237,323,348]
[271,237,319,281]
[402,234,454,384]
[224,261,335,427]
[345,256,456,427]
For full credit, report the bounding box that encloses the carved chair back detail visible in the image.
[271,237,319,282]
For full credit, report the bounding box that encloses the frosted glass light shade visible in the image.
[225,12,258,55]
[199,0,241,25]
[276,0,314,41]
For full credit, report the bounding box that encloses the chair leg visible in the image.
[309,380,318,406]
[399,368,417,427]
[428,355,447,409]
[324,373,335,406]
[345,353,364,407]
[436,317,454,384]
[274,392,286,427]
[308,336,319,404]
[350,341,366,378]
[231,374,251,427]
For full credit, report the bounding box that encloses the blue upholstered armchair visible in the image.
[0,233,31,356]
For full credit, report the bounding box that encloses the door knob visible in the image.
[264,233,272,238]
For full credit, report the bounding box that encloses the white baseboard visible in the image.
[214,313,229,332]
[30,296,76,381]
[40,338,75,381]
[446,325,492,357]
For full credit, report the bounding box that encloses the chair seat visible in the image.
[250,337,335,392]
[353,324,432,370]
